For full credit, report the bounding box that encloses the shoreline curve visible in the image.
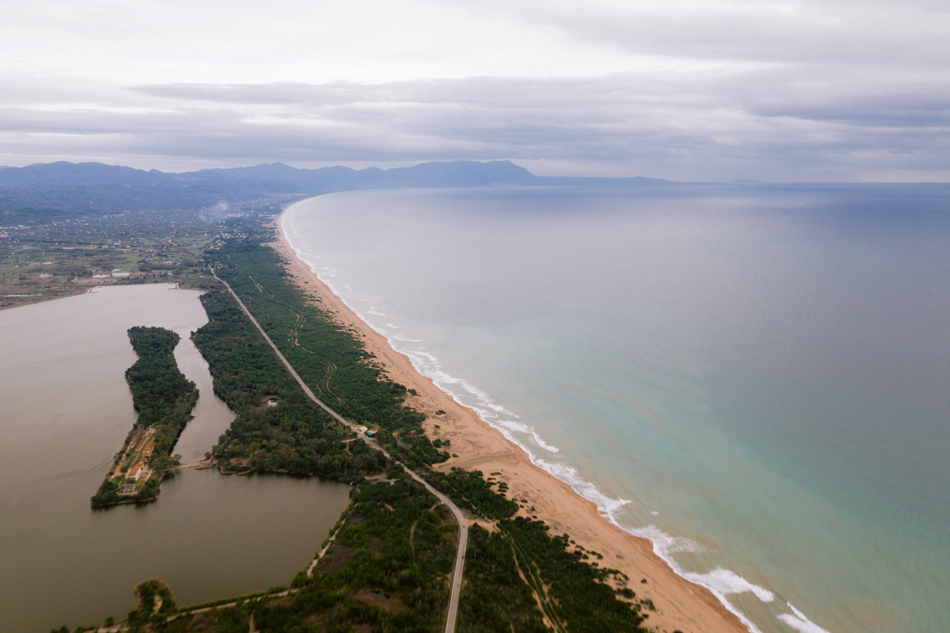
[275,198,750,633]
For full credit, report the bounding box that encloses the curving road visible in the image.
[211,267,468,633]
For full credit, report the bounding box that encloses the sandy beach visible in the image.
[274,211,749,633]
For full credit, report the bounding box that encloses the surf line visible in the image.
[280,203,831,633]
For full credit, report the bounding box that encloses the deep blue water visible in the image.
[285,184,950,633]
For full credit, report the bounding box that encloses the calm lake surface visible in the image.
[0,284,350,632]
[285,185,950,633]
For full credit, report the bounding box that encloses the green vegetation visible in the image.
[0,187,294,311]
[460,525,549,633]
[204,239,448,469]
[89,470,650,633]
[149,606,250,633]
[91,327,198,507]
[58,221,652,632]
[431,469,519,519]
[125,327,198,438]
[184,237,646,632]
[0,207,220,310]
[429,469,650,633]
[192,289,387,480]
[130,478,458,633]
[126,580,179,631]
[288,478,458,632]
[503,517,647,632]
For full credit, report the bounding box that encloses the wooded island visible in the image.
[91,327,198,507]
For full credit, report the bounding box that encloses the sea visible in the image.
[283,183,950,633]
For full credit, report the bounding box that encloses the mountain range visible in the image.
[0,160,665,219]
[0,160,663,192]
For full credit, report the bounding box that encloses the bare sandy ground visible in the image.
[274,213,749,633]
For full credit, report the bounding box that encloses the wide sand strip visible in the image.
[274,211,748,633]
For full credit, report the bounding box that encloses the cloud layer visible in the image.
[1,0,948,181]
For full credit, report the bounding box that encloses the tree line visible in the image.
[202,239,448,469]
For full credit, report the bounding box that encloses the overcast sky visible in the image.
[2,0,949,181]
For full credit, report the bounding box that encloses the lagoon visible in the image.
[0,284,350,631]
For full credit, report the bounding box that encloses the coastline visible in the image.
[0,284,92,312]
[274,204,749,633]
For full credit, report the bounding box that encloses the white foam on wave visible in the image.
[532,432,559,453]
[458,377,494,403]
[399,339,801,633]
[532,455,633,517]
[684,568,775,603]
[627,523,776,633]
[496,419,531,433]
[778,603,832,633]
[405,349,440,366]
[497,420,560,453]
[629,524,702,554]
[355,312,385,334]
[280,206,825,633]
[488,403,518,417]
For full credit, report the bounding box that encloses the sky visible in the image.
[1,0,949,181]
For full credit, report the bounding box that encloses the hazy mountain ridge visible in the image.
[0,160,665,218]
[0,159,664,191]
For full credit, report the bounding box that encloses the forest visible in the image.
[429,469,651,633]
[103,469,650,633]
[192,288,388,481]
[90,326,199,507]
[203,239,448,469]
[123,477,458,633]
[71,229,653,632]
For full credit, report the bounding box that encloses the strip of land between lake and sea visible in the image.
[275,202,748,633]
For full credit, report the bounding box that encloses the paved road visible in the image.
[211,267,468,633]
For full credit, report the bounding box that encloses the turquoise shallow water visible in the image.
[284,185,950,633]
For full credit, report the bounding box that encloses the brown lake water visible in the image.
[0,284,351,632]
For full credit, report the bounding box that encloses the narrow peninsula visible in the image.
[91,326,198,507]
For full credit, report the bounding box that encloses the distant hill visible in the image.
[0,161,169,187]
[0,159,663,191]
[0,159,539,191]
[189,159,541,191]
[0,160,665,216]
